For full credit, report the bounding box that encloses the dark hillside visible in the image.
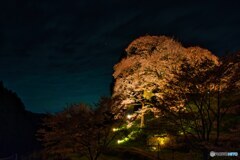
[0,81,45,156]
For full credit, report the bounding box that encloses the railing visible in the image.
[0,154,17,160]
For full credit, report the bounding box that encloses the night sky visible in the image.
[1,0,240,113]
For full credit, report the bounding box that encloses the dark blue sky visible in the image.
[1,0,240,113]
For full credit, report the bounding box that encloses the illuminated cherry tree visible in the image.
[112,35,219,127]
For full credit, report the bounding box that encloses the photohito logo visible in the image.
[210,151,215,157]
[210,151,238,157]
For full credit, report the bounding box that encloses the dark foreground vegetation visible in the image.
[1,36,240,160]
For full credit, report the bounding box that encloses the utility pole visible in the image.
[140,101,145,128]
[157,143,160,160]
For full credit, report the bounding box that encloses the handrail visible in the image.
[0,154,17,160]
